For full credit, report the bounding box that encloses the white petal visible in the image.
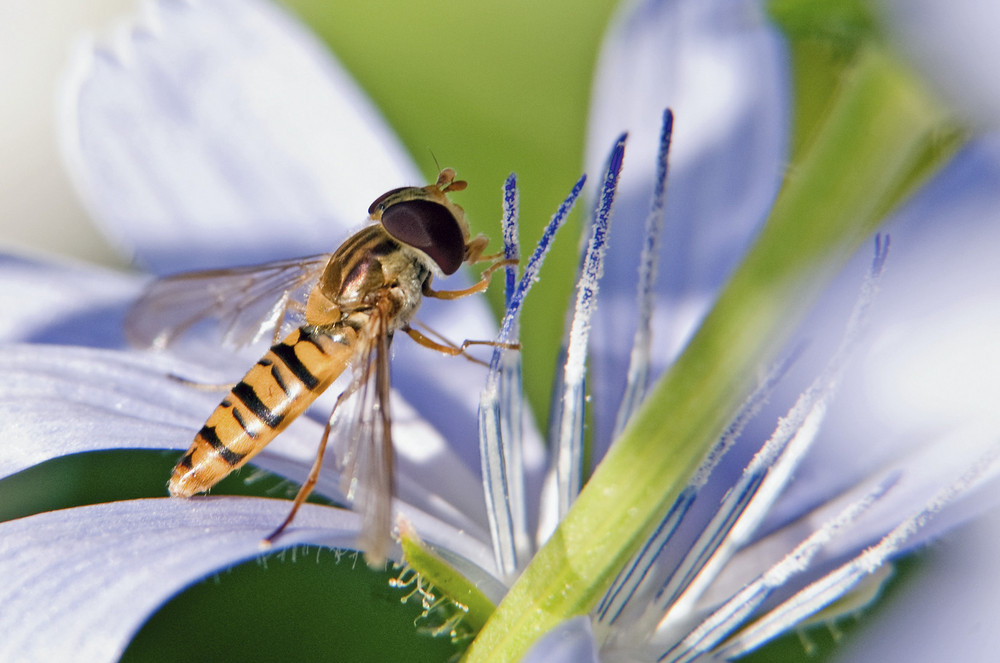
[60,0,420,272]
[586,0,790,450]
[882,0,1000,128]
[0,497,492,662]
[521,616,600,663]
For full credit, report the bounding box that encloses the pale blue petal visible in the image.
[0,343,490,537]
[0,253,137,347]
[521,616,600,663]
[883,0,1000,128]
[585,0,790,452]
[60,0,420,273]
[693,143,1000,624]
[831,509,1000,662]
[389,287,503,477]
[0,497,493,663]
[0,344,215,480]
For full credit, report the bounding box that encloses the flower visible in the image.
[3,0,1000,662]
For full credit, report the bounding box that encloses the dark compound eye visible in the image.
[380,199,465,275]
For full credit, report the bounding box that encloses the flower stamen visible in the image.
[479,173,585,576]
[553,135,627,519]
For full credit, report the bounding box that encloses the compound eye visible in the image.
[380,199,465,275]
[368,187,411,215]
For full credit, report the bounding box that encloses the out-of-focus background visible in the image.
[0,0,620,271]
[0,0,133,268]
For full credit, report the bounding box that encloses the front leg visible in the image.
[403,325,520,365]
[424,256,518,300]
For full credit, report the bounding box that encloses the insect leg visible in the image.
[402,325,520,364]
[463,234,498,264]
[166,373,238,391]
[423,257,518,300]
[263,385,355,545]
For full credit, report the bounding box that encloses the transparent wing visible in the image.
[125,254,332,349]
[333,300,395,565]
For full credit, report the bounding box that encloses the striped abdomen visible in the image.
[169,326,354,497]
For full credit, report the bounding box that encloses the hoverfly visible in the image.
[126,169,511,563]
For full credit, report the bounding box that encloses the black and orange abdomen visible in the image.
[169,326,355,497]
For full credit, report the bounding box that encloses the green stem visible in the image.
[465,43,959,663]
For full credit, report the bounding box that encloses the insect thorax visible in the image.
[305,225,432,333]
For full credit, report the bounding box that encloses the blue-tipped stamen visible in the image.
[719,438,1000,659]
[498,174,526,567]
[649,236,894,636]
[491,175,586,357]
[501,174,519,308]
[554,134,627,519]
[597,346,803,630]
[657,473,900,663]
[597,235,893,655]
[614,109,674,440]
[478,174,585,576]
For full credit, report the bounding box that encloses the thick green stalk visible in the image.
[464,44,958,662]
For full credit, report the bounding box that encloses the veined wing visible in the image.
[333,297,395,566]
[125,254,332,350]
